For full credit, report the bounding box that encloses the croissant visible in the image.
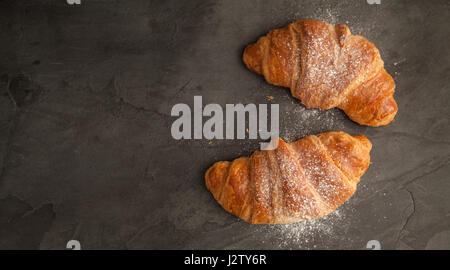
[205,131,371,224]
[243,19,398,126]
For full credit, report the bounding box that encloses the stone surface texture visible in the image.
[0,0,449,249]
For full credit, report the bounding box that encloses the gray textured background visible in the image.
[0,0,449,250]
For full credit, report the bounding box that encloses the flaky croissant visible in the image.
[205,131,371,224]
[243,20,398,126]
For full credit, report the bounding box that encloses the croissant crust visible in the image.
[205,131,372,224]
[243,20,398,126]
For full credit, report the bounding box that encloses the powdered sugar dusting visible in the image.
[276,142,322,218]
[288,20,376,110]
[282,106,345,142]
[257,208,347,249]
[245,132,356,224]
[310,8,340,25]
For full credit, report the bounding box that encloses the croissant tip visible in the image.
[353,135,372,151]
[242,42,264,75]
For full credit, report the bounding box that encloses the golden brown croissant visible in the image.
[243,20,398,126]
[205,131,371,224]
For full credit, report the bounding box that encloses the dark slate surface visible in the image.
[0,0,449,250]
